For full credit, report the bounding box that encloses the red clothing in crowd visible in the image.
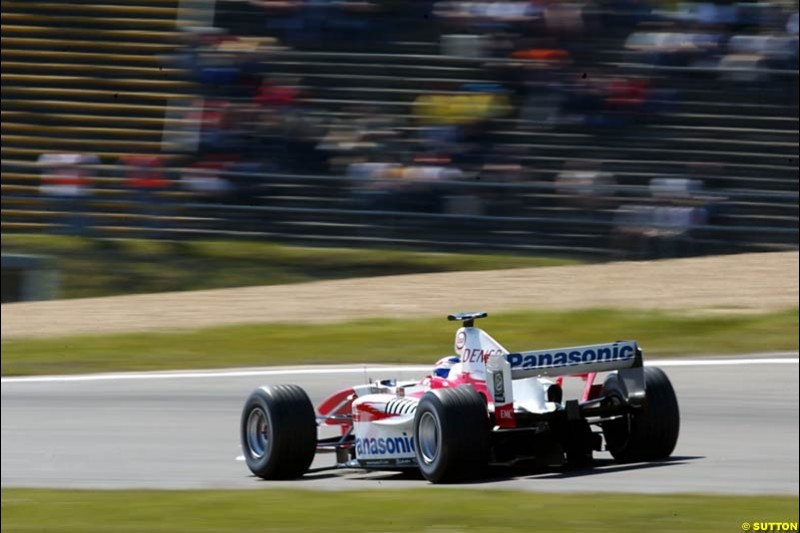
[121,155,170,189]
[254,83,300,107]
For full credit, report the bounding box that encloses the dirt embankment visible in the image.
[1,252,797,340]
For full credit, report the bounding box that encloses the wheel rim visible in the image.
[418,411,440,465]
[246,407,269,459]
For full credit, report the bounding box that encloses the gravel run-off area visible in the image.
[1,251,797,340]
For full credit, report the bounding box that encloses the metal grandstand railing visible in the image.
[1,160,797,257]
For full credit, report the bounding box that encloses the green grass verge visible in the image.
[3,308,796,376]
[2,489,797,533]
[1,234,579,299]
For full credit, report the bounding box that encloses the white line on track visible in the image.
[651,356,799,367]
[1,353,797,385]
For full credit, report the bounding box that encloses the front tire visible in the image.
[413,386,489,483]
[602,367,680,462]
[240,384,317,479]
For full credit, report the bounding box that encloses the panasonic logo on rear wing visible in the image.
[506,341,641,379]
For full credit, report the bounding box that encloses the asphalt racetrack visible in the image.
[2,355,798,494]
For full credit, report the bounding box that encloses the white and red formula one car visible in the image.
[240,312,680,483]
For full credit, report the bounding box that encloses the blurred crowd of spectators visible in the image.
[36,0,798,256]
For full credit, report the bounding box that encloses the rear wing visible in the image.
[503,340,646,405]
[506,341,641,379]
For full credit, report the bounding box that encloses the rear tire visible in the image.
[602,367,680,462]
[240,384,317,479]
[413,386,489,483]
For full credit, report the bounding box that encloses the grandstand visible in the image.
[1,0,798,254]
[2,0,189,160]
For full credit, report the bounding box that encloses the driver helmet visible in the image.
[432,355,460,379]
